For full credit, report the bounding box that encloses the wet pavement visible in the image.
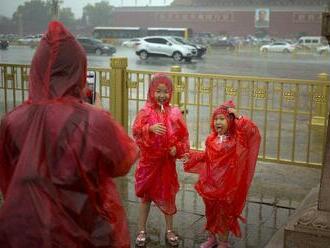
[119,160,321,248]
[0,45,325,247]
[0,159,321,247]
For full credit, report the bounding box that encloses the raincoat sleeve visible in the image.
[235,116,261,185]
[132,109,152,149]
[93,111,139,178]
[170,108,190,158]
[232,116,261,215]
[183,150,206,174]
[0,117,13,196]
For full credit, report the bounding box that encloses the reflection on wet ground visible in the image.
[118,161,321,248]
[0,150,321,247]
[0,45,325,247]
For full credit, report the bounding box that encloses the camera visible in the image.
[86,71,96,104]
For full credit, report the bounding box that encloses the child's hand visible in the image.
[228,108,239,119]
[169,146,176,157]
[149,123,166,135]
[181,153,189,163]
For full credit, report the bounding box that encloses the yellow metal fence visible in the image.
[127,69,330,168]
[1,60,329,168]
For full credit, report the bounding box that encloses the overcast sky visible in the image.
[0,0,174,18]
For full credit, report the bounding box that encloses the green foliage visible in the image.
[82,1,113,27]
[58,7,76,29]
[12,0,51,34]
[12,0,76,34]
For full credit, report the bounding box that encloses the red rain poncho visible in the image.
[184,100,261,237]
[0,21,139,248]
[133,74,189,215]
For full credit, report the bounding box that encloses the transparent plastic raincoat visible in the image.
[0,21,138,248]
[184,101,261,237]
[133,74,189,215]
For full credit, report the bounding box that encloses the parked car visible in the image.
[135,36,197,62]
[0,40,9,49]
[171,36,207,58]
[210,39,236,50]
[317,45,330,55]
[260,42,296,53]
[17,34,43,45]
[297,36,328,50]
[121,38,142,48]
[77,37,116,55]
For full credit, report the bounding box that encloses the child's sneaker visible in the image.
[200,235,217,248]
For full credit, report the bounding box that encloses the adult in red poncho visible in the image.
[184,100,261,248]
[0,21,139,248]
[132,74,189,247]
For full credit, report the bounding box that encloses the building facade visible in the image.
[111,0,327,37]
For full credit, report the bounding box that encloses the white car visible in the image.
[317,45,330,55]
[260,42,296,53]
[135,36,197,62]
[17,34,43,45]
[121,38,142,48]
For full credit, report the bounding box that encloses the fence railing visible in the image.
[127,69,330,168]
[1,59,329,168]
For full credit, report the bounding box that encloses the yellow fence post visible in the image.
[110,57,128,131]
[170,65,182,108]
[311,73,328,127]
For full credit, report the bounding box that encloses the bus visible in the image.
[93,27,192,44]
[146,27,191,39]
[93,27,142,44]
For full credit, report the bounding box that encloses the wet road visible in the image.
[1,45,330,80]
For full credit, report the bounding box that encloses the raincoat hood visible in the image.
[211,99,236,134]
[28,21,87,102]
[146,73,173,108]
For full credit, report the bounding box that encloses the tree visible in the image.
[58,7,76,29]
[12,0,52,34]
[11,0,77,35]
[0,16,16,34]
[82,1,113,27]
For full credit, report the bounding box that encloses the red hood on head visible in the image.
[211,100,236,134]
[146,73,173,107]
[28,21,87,102]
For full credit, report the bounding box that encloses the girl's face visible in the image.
[154,83,169,106]
[213,114,228,135]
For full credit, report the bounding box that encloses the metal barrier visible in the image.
[127,68,330,168]
[1,60,329,168]
[0,64,30,113]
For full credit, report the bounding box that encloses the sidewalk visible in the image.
[121,161,321,248]
[0,160,321,247]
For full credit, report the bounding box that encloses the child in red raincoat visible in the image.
[133,73,189,247]
[184,100,261,248]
